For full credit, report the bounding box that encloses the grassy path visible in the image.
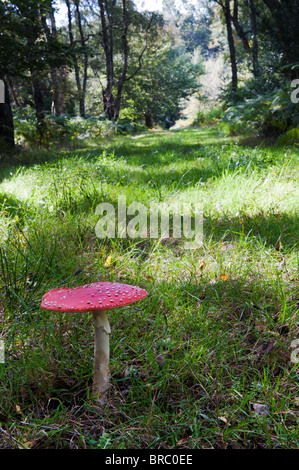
[0,127,299,448]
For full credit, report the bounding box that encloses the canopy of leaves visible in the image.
[121,45,203,124]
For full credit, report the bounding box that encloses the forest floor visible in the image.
[0,125,299,449]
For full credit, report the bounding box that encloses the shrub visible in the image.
[193,107,223,126]
[220,83,299,137]
[13,107,147,147]
[276,127,299,146]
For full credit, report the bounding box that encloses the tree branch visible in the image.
[125,13,155,82]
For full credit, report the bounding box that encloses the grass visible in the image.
[0,125,299,449]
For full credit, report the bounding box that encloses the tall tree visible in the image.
[14,1,47,134]
[42,4,67,115]
[0,77,15,149]
[74,0,88,117]
[1,0,71,145]
[230,0,259,76]
[212,0,261,81]
[65,0,89,117]
[122,45,201,127]
[0,0,26,149]
[261,0,299,78]
[247,0,259,76]
[98,0,122,120]
[231,0,250,54]
[97,0,157,120]
[215,0,238,93]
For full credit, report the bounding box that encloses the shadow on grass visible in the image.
[203,210,299,251]
[0,127,292,193]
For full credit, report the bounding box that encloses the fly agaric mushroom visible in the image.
[40,281,148,404]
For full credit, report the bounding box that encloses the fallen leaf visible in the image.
[218,416,228,424]
[177,439,188,446]
[220,273,229,281]
[104,254,112,268]
[22,440,34,449]
[199,262,205,271]
[250,402,269,417]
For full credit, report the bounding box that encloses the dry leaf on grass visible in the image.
[104,254,112,267]
[250,402,269,417]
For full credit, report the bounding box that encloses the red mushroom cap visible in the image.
[40,282,148,313]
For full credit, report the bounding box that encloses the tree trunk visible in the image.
[30,70,45,123]
[30,69,46,144]
[65,0,86,117]
[13,1,46,136]
[113,0,129,121]
[144,112,153,128]
[74,0,88,118]
[98,0,115,119]
[25,10,45,138]
[7,76,21,108]
[98,0,155,120]
[102,88,115,120]
[0,77,14,150]
[50,69,66,116]
[248,0,259,76]
[48,7,67,115]
[224,0,238,93]
[231,0,251,54]
[99,0,131,120]
[262,0,299,78]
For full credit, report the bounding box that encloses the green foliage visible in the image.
[220,84,299,137]
[193,107,223,126]
[0,0,70,76]
[113,118,147,135]
[13,107,39,146]
[13,108,145,147]
[277,128,299,146]
[122,45,202,127]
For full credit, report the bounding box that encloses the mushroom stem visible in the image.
[92,310,111,404]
